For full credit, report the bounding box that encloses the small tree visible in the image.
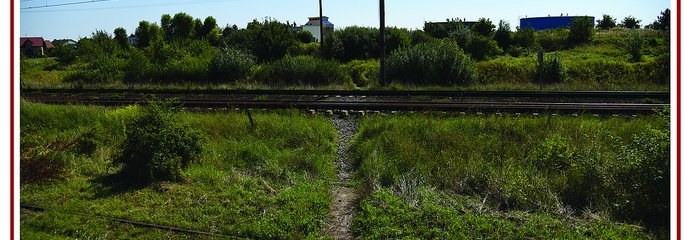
[620,16,642,29]
[115,102,201,182]
[623,30,644,62]
[296,30,314,44]
[171,12,195,39]
[647,9,670,31]
[494,20,511,51]
[568,17,594,46]
[472,18,495,37]
[596,14,617,30]
[514,27,535,48]
[113,27,129,49]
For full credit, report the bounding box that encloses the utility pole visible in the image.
[379,0,386,86]
[319,0,324,45]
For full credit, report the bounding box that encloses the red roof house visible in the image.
[20,37,48,57]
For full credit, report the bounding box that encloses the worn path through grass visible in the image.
[327,117,359,240]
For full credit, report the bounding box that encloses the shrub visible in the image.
[254,55,349,87]
[387,39,474,86]
[114,102,201,182]
[474,57,536,84]
[535,29,568,52]
[287,42,320,57]
[623,30,644,62]
[345,59,380,87]
[295,30,314,44]
[52,43,77,65]
[20,138,71,184]
[564,59,633,85]
[123,48,154,84]
[535,56,566,84]
[209,47,256,82]
[467,35,503,60]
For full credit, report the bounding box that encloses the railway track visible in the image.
[22,89,669,114]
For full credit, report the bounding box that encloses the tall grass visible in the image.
[350,113,669,236]
[21,101,337,239]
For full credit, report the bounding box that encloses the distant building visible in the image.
[20,37,49,57]
[520,16,595,31]
[128,35,138,46]
[52,39,78,48]
[300,16,334,43]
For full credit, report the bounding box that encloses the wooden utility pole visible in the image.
[379,0,386,86]
[319,0,324,44]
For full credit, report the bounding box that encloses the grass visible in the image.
[350,113,669,238]
[20,101,337,239]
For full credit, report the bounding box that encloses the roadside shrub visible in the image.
[67,54,126,84]
[52,43,77,65]
[287,42,320,57]
[535,29,569,52]
[345,59,380,87]
[387,39,474,86]
[535,56,566,84]
[623,30,645,62]
[254,55,348,87]
[209,47,256,82]
[611,110,670,228]
[114,102,201,182]
[467,35,503,60]
[564,59,633,85]
[123,48,154,84]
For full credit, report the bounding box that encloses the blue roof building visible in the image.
[520,16,595,31]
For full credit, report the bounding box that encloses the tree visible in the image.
[135,21,154,48]
[410,30,433,45]
[596,14,617,30]
[193,18,203,39]
[494,20,511,51]
[472,18,495,37]
[245,18,299,62]
[113,27,129,49]
[514,27,535,48]
[171,12,195,39]
[568,17,594,45]
[201,16,218,38]
[620,16,641,29]
[648,9,670,31]
[296,30,314,43]
[161,14,172,40]
[623,30,644,62]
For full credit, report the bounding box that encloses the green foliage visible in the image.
[474,57,536,84]
[52,43,77,65]
[115,102,201,182]
[472,18,495,37]
[287,42,320,57]
[296,30,314,44]
[423,21,464,38]
[468,35,502,60]
[344,59,379,87]
[244,18,299,62]
[535,28,568,52]
[647,9,671,31]
[620,16,642,29]
[209,47,256,82]
[325,26,379,61]
[494,20,511,51]
[535,56,566,84]
[623,30,645,62]
[449,24,474,50]
[171,12,195,39]
[596,15,617,30]
[113,27,129,49]
[387,39,474,86]
[410,29,434,45]
[385,27,412,55]
[135,21,161,48]
[254,55,348,87]
[568,17,594,46]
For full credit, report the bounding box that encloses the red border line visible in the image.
[10,0,15,238]
[677,0,681,238]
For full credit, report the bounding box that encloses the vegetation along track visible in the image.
[327,116,359,240]
[22,89,668,114]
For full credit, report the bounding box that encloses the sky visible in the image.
[20,0,670,40]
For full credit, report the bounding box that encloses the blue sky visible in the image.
[20,0,670,40]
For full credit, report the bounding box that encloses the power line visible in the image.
[21,0,238,12]
[21,0,114,10]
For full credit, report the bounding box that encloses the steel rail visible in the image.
[29,97,667,114]
[21,88,670,100]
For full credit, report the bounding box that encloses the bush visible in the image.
[564,59,633,85]
[123,48,154,84]
[535,56,566,84]
[345,59,380,87]
[467,35,502,60]
[623,30,644,62]
[254,55,349,87]
[114,102,201,182]
[535,29,568,52]
[474,57,536,84]
[209,47,256,82]
[52,44,77,65]
[387,39,474,86]
[20,137,71,184]
[287,42,320,57]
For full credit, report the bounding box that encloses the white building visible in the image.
[300,16,334,43]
